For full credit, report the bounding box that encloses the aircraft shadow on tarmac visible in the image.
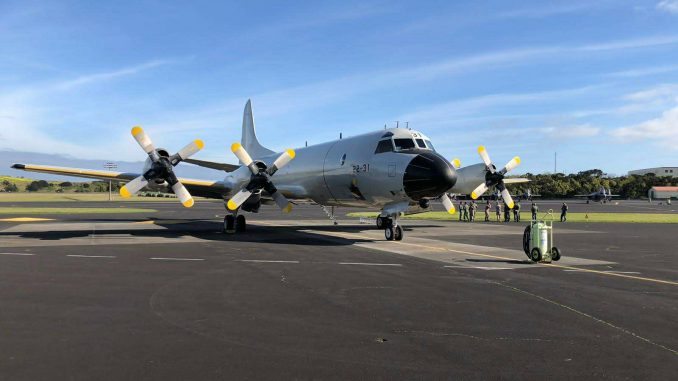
[0,219,439,247]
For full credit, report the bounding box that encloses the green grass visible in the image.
[0,193,185,202]
[0,207,156,215]
[347,211,678,224]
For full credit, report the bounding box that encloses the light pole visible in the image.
[103,162,117,201]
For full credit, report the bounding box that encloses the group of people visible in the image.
[457,200,557,222]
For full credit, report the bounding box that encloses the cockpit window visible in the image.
[415,139,426,148]
[374,139,394,153]
[394,138,416,151]
[425,140,436,151]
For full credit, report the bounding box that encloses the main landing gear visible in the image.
[224,213,246,233]
[376,216,403,241]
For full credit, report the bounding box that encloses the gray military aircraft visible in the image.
[11,100,522,240]
[575,187,619,203]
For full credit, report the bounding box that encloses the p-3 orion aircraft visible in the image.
[11,100,523,241]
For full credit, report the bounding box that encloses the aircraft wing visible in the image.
[11,164,229,199]
[503,178,530,184]
[184,158,239,172]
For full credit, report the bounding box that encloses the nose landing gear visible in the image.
[377,216,403,241]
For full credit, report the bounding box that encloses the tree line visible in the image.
[511,169,678,199]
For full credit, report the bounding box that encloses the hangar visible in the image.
[648,186,678,200]
[628,167,678,177]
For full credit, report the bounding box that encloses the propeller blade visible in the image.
[440,193,456,214]
[226,188,253,211]
[271,190,293,213]
[231,143,259,174]
[268,149,296,176]
[477,145,492,167]
[131,126,156,155]
[171,182,194,208]
[471,183,489,199]
[501,188,515,209]
[501,156,521,174]
[120,175,148,198]
[451,158,461,169]
[176,140,205,161]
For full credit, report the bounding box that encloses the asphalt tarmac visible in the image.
[0,200,676,380]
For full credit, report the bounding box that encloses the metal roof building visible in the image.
[648,186,678,200]
[629,167,678,177]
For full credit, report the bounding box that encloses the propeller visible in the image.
[440,193,456,214]
[451,158,461,169]
[119,126,204,207]
[226,143,296,213]
[470,145,521,209]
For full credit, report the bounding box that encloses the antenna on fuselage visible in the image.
[340,133,342,139]
[305,141,308,147]
[395,121,399,128]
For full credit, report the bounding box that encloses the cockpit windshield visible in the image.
[393,138,416,151]
[424,140,436,152]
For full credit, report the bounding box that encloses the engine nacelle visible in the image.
[141,149,171,191]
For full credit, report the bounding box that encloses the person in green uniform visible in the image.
[531,202,538,221]
[513,202,521,222]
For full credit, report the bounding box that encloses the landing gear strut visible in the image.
[380,216,403,241]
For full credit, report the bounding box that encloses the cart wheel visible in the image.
[530,247,542,262]
[523,225,531,255]
[552,247,561,261]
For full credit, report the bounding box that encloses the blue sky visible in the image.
[1,0,678,176]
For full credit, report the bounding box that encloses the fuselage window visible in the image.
[415,139,427,149]
[425,140,436,152]
[375,139,394,153]
[393,138,416,151]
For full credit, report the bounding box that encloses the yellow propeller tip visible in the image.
[471,192,478,199]
[283,203,293,213]
[514,156,521,164]
[452,158,461,168]
[231,143,242,152]
[226,200,238,210]
[131,126,143,136]
[508,202,515,209]
[182,199,194,208]
[119,187,131,198]
[477,145,486,153]
[194,139,204,150]
[286,149,296,159]
[448,208,456,215]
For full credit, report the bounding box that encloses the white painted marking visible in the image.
[67,254,116,258]
[564,269,641,275]
[339,262,402,267]
[150,257,205,261]
[444,265,513,270]
[235,259,300,263]
[0,252,35,256]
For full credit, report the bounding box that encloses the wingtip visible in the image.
[11,164,25,170]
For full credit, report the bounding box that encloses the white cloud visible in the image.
[607,65,678,78]
[611,103,678,148]
[540,124,600,138]
[657,1,678,14]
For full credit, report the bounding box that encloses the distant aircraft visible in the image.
[515,188,540,202]
[12,100,524,241]
[575,187,619,203]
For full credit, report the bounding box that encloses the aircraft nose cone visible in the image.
[403,153,457,200]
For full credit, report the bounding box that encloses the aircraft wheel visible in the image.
[376,216,384,229]
[385,226,395,241]
[552,247,561,261]
[530,247,542,262]
[224,215,235,234]
[236,215,246,233]
[394,225,403,241]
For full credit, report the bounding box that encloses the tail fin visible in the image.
[241,99,274,159]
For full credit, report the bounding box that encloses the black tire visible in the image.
[552,247,561,261]
[385,226,395,241]
[394,225,403,241]
[530,247,542,262]
[236,215,246,233]
[224,215,235,234]
[376,217,384,229]
[523,225,531,255]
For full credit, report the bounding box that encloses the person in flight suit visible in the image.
[459,201,464,221]
[462,202,469,221]
[484,202,491,222]
[560,202,568,222]
[495,202,502,222]
[531,202,538,221]
[513,202,521,222]
[504,201,511,222]
[470,201,477,222]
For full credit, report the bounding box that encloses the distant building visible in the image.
[648,186,678,200]
[628,167,678,177]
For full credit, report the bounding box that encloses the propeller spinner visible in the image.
[119,126,204,208]
[226,143,296,213]
[470,145,521,208]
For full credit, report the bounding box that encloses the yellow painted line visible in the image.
[132,219,193,225]
[0,217,55,222]
[254,222,678,287]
